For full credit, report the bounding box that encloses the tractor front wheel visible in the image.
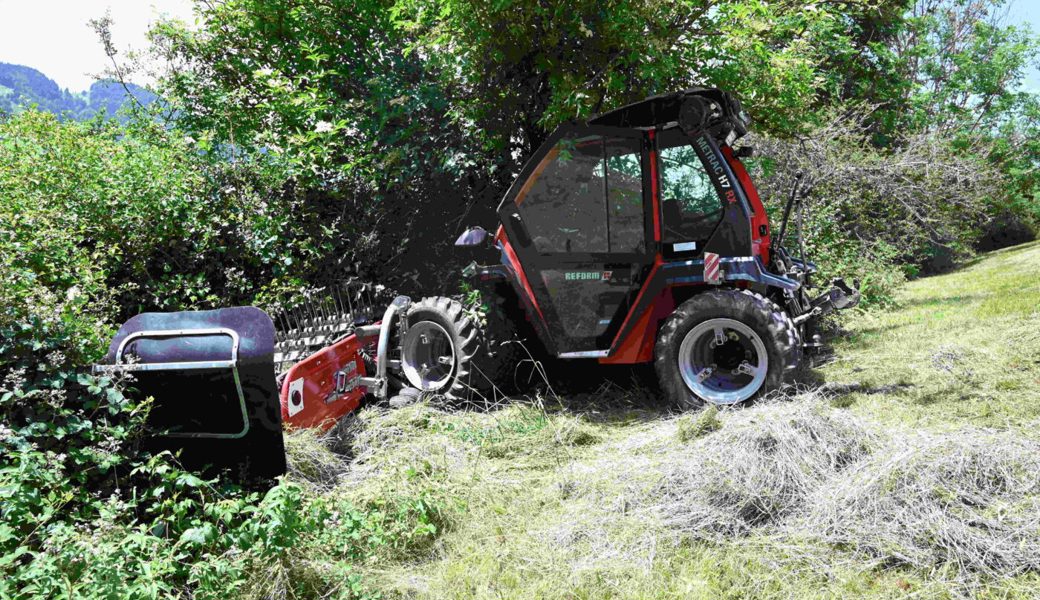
[399,297,478,399]
[654,289,800,408]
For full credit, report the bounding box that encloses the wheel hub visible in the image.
[712,338,746,370]
[401,320,457,391]
[677,317,768,405]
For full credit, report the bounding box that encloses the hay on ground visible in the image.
[804,429,1040,578]
[283,427,347,489]
[653,394,878,538]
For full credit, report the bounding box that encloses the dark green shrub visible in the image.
[0,110,449,598]
[746,112,1001,306]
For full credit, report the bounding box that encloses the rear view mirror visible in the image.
[455,226,489,247]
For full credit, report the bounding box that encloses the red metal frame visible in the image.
[601,131,665,364]
[495,226,545,323]
[279,333,368,431]
[724,146,770,264]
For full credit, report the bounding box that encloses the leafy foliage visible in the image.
[0,110,444,598]
[393,0,829,152]
[2,111,264,317]
[747,108,1002,304]
[150,0,493,291]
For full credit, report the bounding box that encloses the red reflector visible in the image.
[704,252,721,284]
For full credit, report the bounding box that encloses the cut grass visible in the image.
[675,405,722,442]
[288,242,1040,600]
[820,241,1040,429]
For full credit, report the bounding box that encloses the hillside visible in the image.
[287,241,1040,599]
[0,62,154,120]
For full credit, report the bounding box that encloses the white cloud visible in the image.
[0,0,195,92]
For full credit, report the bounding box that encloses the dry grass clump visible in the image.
[483,412,600,458]
[284,404,455,490]
[541,413,601,447]
[341,403,476,473]
[344,403,447,462]
[283,427,347,489]
[805,429,1040,579]
[655,395,877,538]
[543,509,663,576]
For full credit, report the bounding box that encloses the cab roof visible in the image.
[588,87,750,141]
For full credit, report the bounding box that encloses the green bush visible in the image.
[0,110,310,319]
[746,112,1002,306]
[0,110,453,598]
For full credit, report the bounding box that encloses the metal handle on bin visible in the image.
[94,328,250,440]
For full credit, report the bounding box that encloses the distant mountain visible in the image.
[0,62,156,121]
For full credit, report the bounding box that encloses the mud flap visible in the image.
[94,306,286,483]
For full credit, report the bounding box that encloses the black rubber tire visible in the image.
[654,288,800,409]
[467,286,535,394]
[401,297,479,399]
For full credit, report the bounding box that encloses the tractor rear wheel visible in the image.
[398,292,535,401]
[466,285,536,395]
[654,289,800,408]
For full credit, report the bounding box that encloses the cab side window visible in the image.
[605,137,645,254]
[516,133,645,254]
[658,137,723,249]
[519,136,606,253]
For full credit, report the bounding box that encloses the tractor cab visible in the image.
[489,88,777,359]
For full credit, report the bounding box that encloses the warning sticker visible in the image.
[287,377,305,417]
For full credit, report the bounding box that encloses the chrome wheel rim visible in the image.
[401,321,456,391]
[677,317,768,405]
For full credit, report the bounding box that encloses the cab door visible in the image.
[497,125,653,356]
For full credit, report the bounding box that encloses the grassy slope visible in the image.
[823,241,1040,429]
[314,242,1040,600]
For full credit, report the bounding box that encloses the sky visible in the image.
[0,0,194,92]
[0,0,1038,93]
[1009,0,1040,91]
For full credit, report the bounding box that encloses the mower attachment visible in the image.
[811,278,861,314]
[93,306,286,481]
[796,278,862,325]
[277,295,412,429]
[279,332,368,430]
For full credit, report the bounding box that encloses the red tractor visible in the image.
[95,88,858,480]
